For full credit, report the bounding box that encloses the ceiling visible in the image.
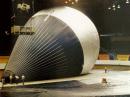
[0,0,130,55]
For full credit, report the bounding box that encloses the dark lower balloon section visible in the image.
[5,15,84,82]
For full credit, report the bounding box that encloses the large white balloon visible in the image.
[5,7,99,82]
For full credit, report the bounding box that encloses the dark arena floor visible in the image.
[0,70,130,97]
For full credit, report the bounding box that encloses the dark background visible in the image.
[0,0,130,55]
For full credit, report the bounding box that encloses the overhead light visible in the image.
[72,2,74,4]
[117,5,121,9]
[107,0,130,12]
[17,3,30,11]
[126,0,130,4]
[75,0,78,3]
[65,1,68,4]
[108,7,111,10]
[112,4,116,8]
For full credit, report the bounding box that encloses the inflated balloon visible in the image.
[5,7,100,82]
